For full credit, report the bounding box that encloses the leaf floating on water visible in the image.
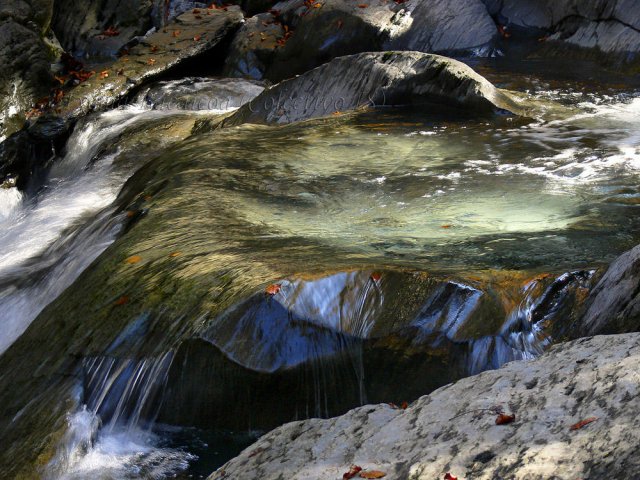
[360,470,386,478]
[343,466,363,479]
[358,3,369,7]
[265,283,282,295]
[370,272,382,282]
[441,224,453,229]
[570,416,598,431]
[114,295,129,306]
[444,474,458,480]
[125,255,142,264]
[169,251,182,257]
[495,413,516,425]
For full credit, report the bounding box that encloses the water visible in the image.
[1,69,639,479]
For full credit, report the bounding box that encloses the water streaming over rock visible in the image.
[0,70,639,478]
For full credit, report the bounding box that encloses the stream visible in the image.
[1,64,639,479]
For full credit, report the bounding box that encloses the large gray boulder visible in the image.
[575,244,640,336]
[223,51,529,126]
[485,0,640,57]
[211,333,640,480]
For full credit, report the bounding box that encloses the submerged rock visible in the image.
[575,244,640,336]
[211,333,640,480]
[224,51,529,126]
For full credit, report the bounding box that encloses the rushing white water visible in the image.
[0,78,264,355]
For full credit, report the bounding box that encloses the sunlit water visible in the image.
[1,70,640,479]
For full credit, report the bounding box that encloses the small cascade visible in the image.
[467,270,594,374]
[46,352,196,480]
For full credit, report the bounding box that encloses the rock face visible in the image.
[0,0,55,141]
[575,244,640,336]
[388,0,497,55]
[224,51,528,126]
[0,7,242,188]
[225,0,498,82]
[212,333,640,480]
[485,0,640,57]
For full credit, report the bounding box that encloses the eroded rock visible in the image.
[211,333,640,480]
[223,51,529,126]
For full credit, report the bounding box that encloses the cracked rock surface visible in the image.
[211,333,640,480]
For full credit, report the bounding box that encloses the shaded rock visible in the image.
[223,13,286,79]
[52,0,155,60]
[485,0,640,60]
[211,333,640,480]
[226,0,497,82]
[223,51,529,126]
[575,244,640,336]
[0,0,56,141]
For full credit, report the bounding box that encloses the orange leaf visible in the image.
[370,272,382,282]
[193,34,201,41]
[169,251,182,257]
[495,413,516,425]
[440,224,453,229]
[400,401,408,410]
[99,70,109,79]
[265,283,281,295]
[114,295,129,306]
[343,466,363,480]
[360,471,386,478]
[125,255,142,264]
[171,30,181,37]
[358,3,368,7]
[147,58,156,65]
[570,417,597,431]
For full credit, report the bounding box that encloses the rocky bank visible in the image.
[212,333,640,480]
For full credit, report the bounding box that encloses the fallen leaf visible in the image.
[570,417,597,431]
[125,255,142,264]
[193,34,201,41]
[265,283,281,295]
[441,224,453,229]
[343,466,363,480]
[337,19,344,29]
[101,26,120,37]
[370,272,382,282]
[495,413,516,425]
[171,30,181,37]
[358,3,368,7]
[147,58,156,65]
[444,474,458,480]
[114,295,129,306]
[99,70,109,79]
[360,471,386,478]
[150,44,159,53]
[169,251,182,257]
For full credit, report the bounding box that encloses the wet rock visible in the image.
[0,0,55,141]
[0,7,243,188]
[223,51,529,126]
[575,244,640,336]
[211,333,640,480]
[485,0,640,60]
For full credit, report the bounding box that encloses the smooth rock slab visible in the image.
[224,51,529,126]
[211,333,640,480]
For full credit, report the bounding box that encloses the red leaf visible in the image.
[343,466,363,479]
[495,413,516,425]
[114,295,129,306]
[265,284,281,295]
[370,272,382,282]
[570,417,597,431]
[444,474,458,480]
[400,401,409,410]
